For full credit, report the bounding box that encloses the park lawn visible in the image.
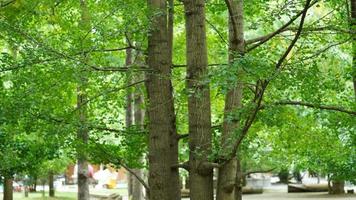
[2,188,128,200]
[10,192,76,200]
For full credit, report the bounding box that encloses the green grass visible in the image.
[1,192,76,200]
[0,188,128,200]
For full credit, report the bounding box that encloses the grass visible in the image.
[1,192,76,200]
[0,188,127,200]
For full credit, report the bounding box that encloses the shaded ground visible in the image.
[1,186,355,200]
[243,192,356,200]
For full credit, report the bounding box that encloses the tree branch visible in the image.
[246,0,318,52]
[206,18,228,46]
[120,163,150,192]
[0,0,15,8]
[177,133,189,140]
[275,0,312,70]
[224,0,238,40]
[245,26,353,45]
[90,65,150,72]
[272,100,356,115]
[94,143,150,192]
[172,162,190,171]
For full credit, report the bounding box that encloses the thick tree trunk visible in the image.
[183,1,213,200]
[146,1,180,200]
[330,180,345,194]
[217,1,244,200]
[3,178,13,200]
[49,172,55,197]
[77,1,90,200]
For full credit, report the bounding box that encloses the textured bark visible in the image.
[3,178,13,200]
[183,1,213,200]
[330,180,345,194]
[146,0,180,200]
[49,172,55,197]
[167,1,181,200]
[217,1,244,200]
[234,156,243,200]
[77,1,90,200]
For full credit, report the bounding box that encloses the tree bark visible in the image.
[3,178,13,200]
[330,180,345,194]
[183,1,213,200]
[146,0,180,200]
[234,155,243,200]
[217,1,244,200]
[132,81,145,200]
[167,2,181,200]
[77,1,91,200]
[49,172,55,197]
[351,0,356,98]
[126,35,135,200]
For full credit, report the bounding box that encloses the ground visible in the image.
[243,193,356,200]
[0,187,355,200]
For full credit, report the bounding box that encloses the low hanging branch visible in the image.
[94,143,150,192]
[273,101,356,115]
[205,18,228,46]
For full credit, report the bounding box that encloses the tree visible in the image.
[183,0,214,199]
[145,1,180,200]
[217,0,244,199]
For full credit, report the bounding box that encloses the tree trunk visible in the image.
[217,1,244,200]
[77,1,91,200]
[351,0,356,98]
[42,180,45,197]
[3,178,13,200]
[126,34,135,200]
[49,172,55,197]
[183,1,213,200]
[234,157,243,200]
[167,2,181,200]
[132,62,145,200]
[330,180,345,194]
[146,0,180,200]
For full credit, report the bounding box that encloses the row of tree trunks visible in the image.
[217,1,245,200]
[77,0,91,200]
[146,0,180,200]
[183,1,214,200]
